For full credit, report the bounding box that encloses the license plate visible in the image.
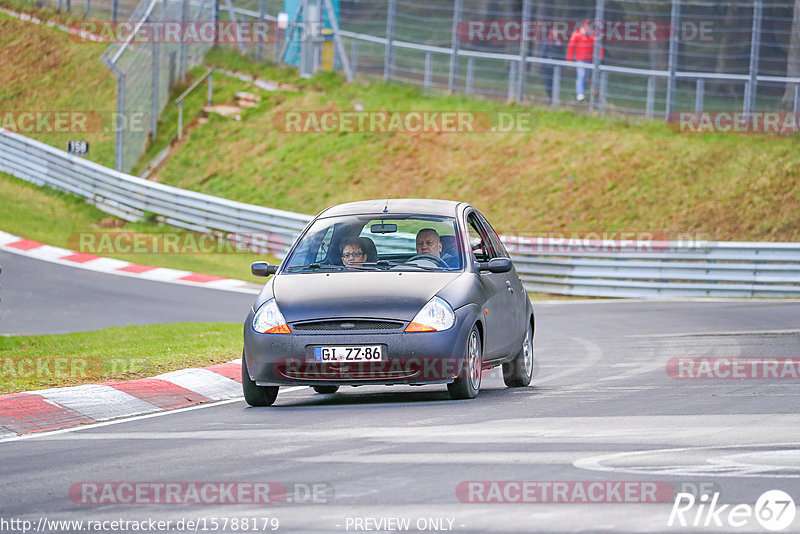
[311,345,384,362]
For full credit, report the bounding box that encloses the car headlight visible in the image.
[405,296,455,332]
[252,299,291,334]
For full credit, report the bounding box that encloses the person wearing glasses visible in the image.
[340,237,367,267]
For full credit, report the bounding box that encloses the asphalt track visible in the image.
[1,253,800,532]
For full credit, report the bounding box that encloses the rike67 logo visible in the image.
[668,490,796,531]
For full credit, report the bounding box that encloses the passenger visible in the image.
[340,237,367,267]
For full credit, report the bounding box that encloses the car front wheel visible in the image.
[502,320,533,387]
[447,325,482,400]
[242,353,279,406]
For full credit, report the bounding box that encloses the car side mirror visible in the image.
[478,257,512,273]
[251,261,278,277]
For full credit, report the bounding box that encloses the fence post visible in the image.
[112,0,118,22]
[151,2,160,140]
[85,0,90,17]
[745,0,763,116]
[515,0,531,103]
[794,85,799,122]
[665,0,681,119]
[645,76,655,118]
[552,65,560,106]
[180,0,187,81]
[384,0,396,80]
[465,57,474,95]
[66,0,71,12]
[599,71,608,110]
[507,62,517,102]
[257,0,265,61]
[448,0,462,93]
[351,39,358,75]
[424,52,432,90]
[694,78,704,118]
[589,0,605,111]
[115,71,125,171]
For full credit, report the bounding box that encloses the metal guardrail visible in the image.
[2,129,799,298]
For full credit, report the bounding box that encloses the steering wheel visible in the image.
[407,254,449,268]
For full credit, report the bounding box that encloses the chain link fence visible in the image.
[20,0,800,170]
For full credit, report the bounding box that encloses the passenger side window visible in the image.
[467,212,495,261]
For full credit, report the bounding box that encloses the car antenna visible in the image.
[383,194,390,213]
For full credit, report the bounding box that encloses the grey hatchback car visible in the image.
[242,199,534,406]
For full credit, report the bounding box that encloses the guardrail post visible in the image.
[745,0,763,117]
[589,0,605,111]
[646,76,655,118]
[552,65,560,106]
[384,0,396,80]
[465,57,474,95]
[695,78,704,118]
[665,0,680,119]
[424,52,432,90]
[448,0,462,94]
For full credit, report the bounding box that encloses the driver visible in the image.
[415,228,443,258]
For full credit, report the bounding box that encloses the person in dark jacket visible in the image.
[540,27,566,100]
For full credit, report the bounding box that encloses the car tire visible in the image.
[313,386,339,394]
[242,353,279,407]
[502,320,534,387]
[447,325,482,400]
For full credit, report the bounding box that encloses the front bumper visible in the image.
[243,306,479,386]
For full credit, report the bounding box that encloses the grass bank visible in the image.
[0,322,242,394]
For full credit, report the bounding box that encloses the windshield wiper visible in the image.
[286,263,345,272]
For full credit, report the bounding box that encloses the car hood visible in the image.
[272,271,461,323]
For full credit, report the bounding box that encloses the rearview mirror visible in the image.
[370,223,398,234]
[251,261,278,277]
[478,257,512,274]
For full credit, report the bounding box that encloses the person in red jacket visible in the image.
[567,20,604,102]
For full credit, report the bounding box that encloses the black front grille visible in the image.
[292,320,404,332]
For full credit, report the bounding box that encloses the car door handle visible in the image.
[505,280,514,293]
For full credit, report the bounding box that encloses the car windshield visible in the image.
[283,214,464,272]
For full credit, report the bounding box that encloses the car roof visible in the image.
[317,199,467,218]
